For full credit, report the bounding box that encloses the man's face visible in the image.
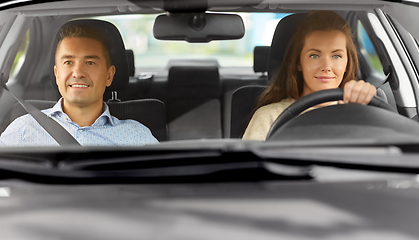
[54,37,115,109]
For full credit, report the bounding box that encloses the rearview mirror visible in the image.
[153,12,245,43]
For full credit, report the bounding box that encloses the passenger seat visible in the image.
[0,19,168,142]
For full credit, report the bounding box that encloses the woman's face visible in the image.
[299,30,348,97]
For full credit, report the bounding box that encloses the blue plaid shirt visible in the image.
[0,99,159,147]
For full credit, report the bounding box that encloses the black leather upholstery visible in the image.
[231,12,390,140]
[231,14,308,139]
[108,99,167,141]
[107,99,168,142]
[230,85,266,138]
[9,100,55,120]
[167,65,222,140]
[253,46,270,74]
[267,13,308,80]
[126,49,135,77]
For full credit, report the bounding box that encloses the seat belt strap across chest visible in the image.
[0,74,81,147]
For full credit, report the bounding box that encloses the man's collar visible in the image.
[48,98,115,125]
[48,98,64,116]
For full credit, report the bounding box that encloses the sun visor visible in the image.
[153,12,244,43]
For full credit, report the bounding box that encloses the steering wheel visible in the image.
[266,88,396,140]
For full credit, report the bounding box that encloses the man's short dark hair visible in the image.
[56,24,112,68]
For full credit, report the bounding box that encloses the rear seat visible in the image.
[105,48,270,139]
[166,65,222,140]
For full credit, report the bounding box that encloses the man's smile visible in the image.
[70,84,89,88]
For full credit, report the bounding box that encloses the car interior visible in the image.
[3,2,419,239]
[0,7,404,143]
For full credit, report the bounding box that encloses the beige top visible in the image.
[242,98,295,141]
[242,99,338,141]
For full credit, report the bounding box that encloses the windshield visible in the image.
[4,2,419,239]
[0,0,418,175]
[91,13,287,69]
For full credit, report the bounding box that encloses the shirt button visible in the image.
[78,129,82,133]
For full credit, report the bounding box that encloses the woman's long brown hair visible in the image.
[256,10,358,109]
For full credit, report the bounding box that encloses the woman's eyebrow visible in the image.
[307,48,321,52]
[306,49,345,53]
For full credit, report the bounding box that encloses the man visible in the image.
[0,24,158,146]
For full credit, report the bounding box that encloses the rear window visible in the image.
[92,13,290,68]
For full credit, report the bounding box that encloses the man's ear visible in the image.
[106,65,116,87]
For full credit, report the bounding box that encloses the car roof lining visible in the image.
[6,0,388,17]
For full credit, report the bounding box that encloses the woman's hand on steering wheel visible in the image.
[340,80,377,105]
[266,88,396,140]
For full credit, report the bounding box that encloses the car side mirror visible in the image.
[153,12,245,43]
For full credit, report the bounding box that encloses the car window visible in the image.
[3,2,419,238]
[357,20,384,74]
[0,2,416,149]
[91,13,289,68]
[10,29,30,78]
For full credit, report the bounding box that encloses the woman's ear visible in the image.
[298,62,302,71]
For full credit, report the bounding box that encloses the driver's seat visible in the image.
[230,12,388,138]
[230,13,306,138]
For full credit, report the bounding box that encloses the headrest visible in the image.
[168,65,221,98]
[168,65,220,87]
[166,59,220,68]
[50,19,129,92]
[267,13,308,80]
[126,49,135,77]
[253,46,270,73]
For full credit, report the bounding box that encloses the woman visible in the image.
[243,10,377,141]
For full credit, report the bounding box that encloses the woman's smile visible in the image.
[315,76,335,83]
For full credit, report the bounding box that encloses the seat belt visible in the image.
[0,74,81,147]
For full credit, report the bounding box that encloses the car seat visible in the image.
[230,14,307,139]
[230,85,267,138]
[0,19,168,141]
[166,65,222,140]
[230,12,389,139]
